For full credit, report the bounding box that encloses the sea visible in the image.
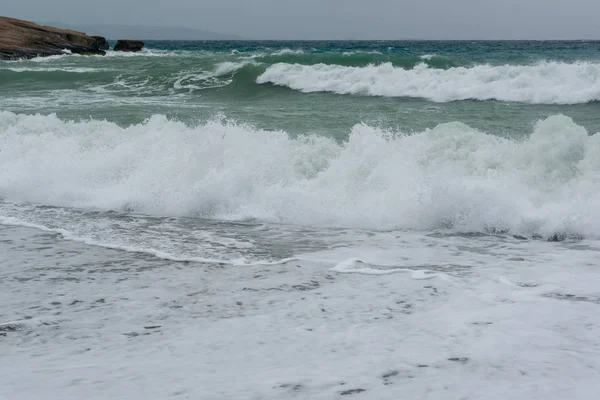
[1,41,600,399]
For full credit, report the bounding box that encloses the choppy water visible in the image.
[1,41,600,399]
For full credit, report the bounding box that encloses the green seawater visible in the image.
[2,40,600,139]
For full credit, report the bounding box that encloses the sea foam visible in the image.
[1,111,599,238]
[173,61,255,90]
[257,61,600,104]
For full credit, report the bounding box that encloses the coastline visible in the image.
[0,16,143,60]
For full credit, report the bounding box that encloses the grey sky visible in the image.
[4,0,600,39]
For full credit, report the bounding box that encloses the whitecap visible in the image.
[257,61,600,104]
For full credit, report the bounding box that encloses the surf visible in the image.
[257,61,600,104]
[1,111,599,239]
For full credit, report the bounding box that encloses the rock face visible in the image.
[0,16,107,60]
[114,40,145,52]
[92,36,109,51]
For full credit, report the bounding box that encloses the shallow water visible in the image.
[3,224,600,399]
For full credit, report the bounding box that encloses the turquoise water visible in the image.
[2,41,600,137]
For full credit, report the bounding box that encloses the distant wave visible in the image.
[103,49,176,58]
[1,111,599,239]
[0,67,113,73]
[255,52,459,69]
[4,51,600,103]
[342,51,383,56]
[270,48,305,56]
[257,61,600,104]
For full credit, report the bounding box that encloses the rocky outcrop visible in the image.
[114,40,145,52]
[0,16,107,60]
[92,36,109,51]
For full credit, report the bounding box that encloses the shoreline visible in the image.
[0,16,143,60]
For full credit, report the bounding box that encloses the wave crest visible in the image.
[257,61,600,104]
[1,111,599,238]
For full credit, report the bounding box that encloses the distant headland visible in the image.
[47,23,244,41]
[0,16,148,60]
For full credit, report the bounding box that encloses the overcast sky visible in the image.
[4,0,600,39]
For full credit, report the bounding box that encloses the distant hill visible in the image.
[41,22,244,40]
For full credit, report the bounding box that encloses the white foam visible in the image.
[257,61,600,104]
[173,73,231,91]
[28,54,77,62]
[0,216,223,263]
[330,258,406,275]
[1,111,599,238]
[329,258,453,280]
[271,49,305,56]
[1,67,112,73]
[330,258,442,278]
[173,61,255,90]
[104,49,175,58]
[214,61,255,75]
[0,215,299,265]
[342,50,383,56]
[3,217,600,400]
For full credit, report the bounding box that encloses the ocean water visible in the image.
[2,41,600,399]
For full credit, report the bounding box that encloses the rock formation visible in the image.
[92,36,109,51]
[113,40,145,52]
[0,16,107,60]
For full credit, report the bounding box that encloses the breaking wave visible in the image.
[1,111,599,239]
[257,61,600,104]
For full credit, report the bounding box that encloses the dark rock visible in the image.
[279,383,303,391]
[0,324,21,332]
[340,388,366,396]
[124,332,151,337]
[448,357,469,363]
[92,36,109,51]
[0,16,107,60]
[547,233,565,242]
[114,40,145,52]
